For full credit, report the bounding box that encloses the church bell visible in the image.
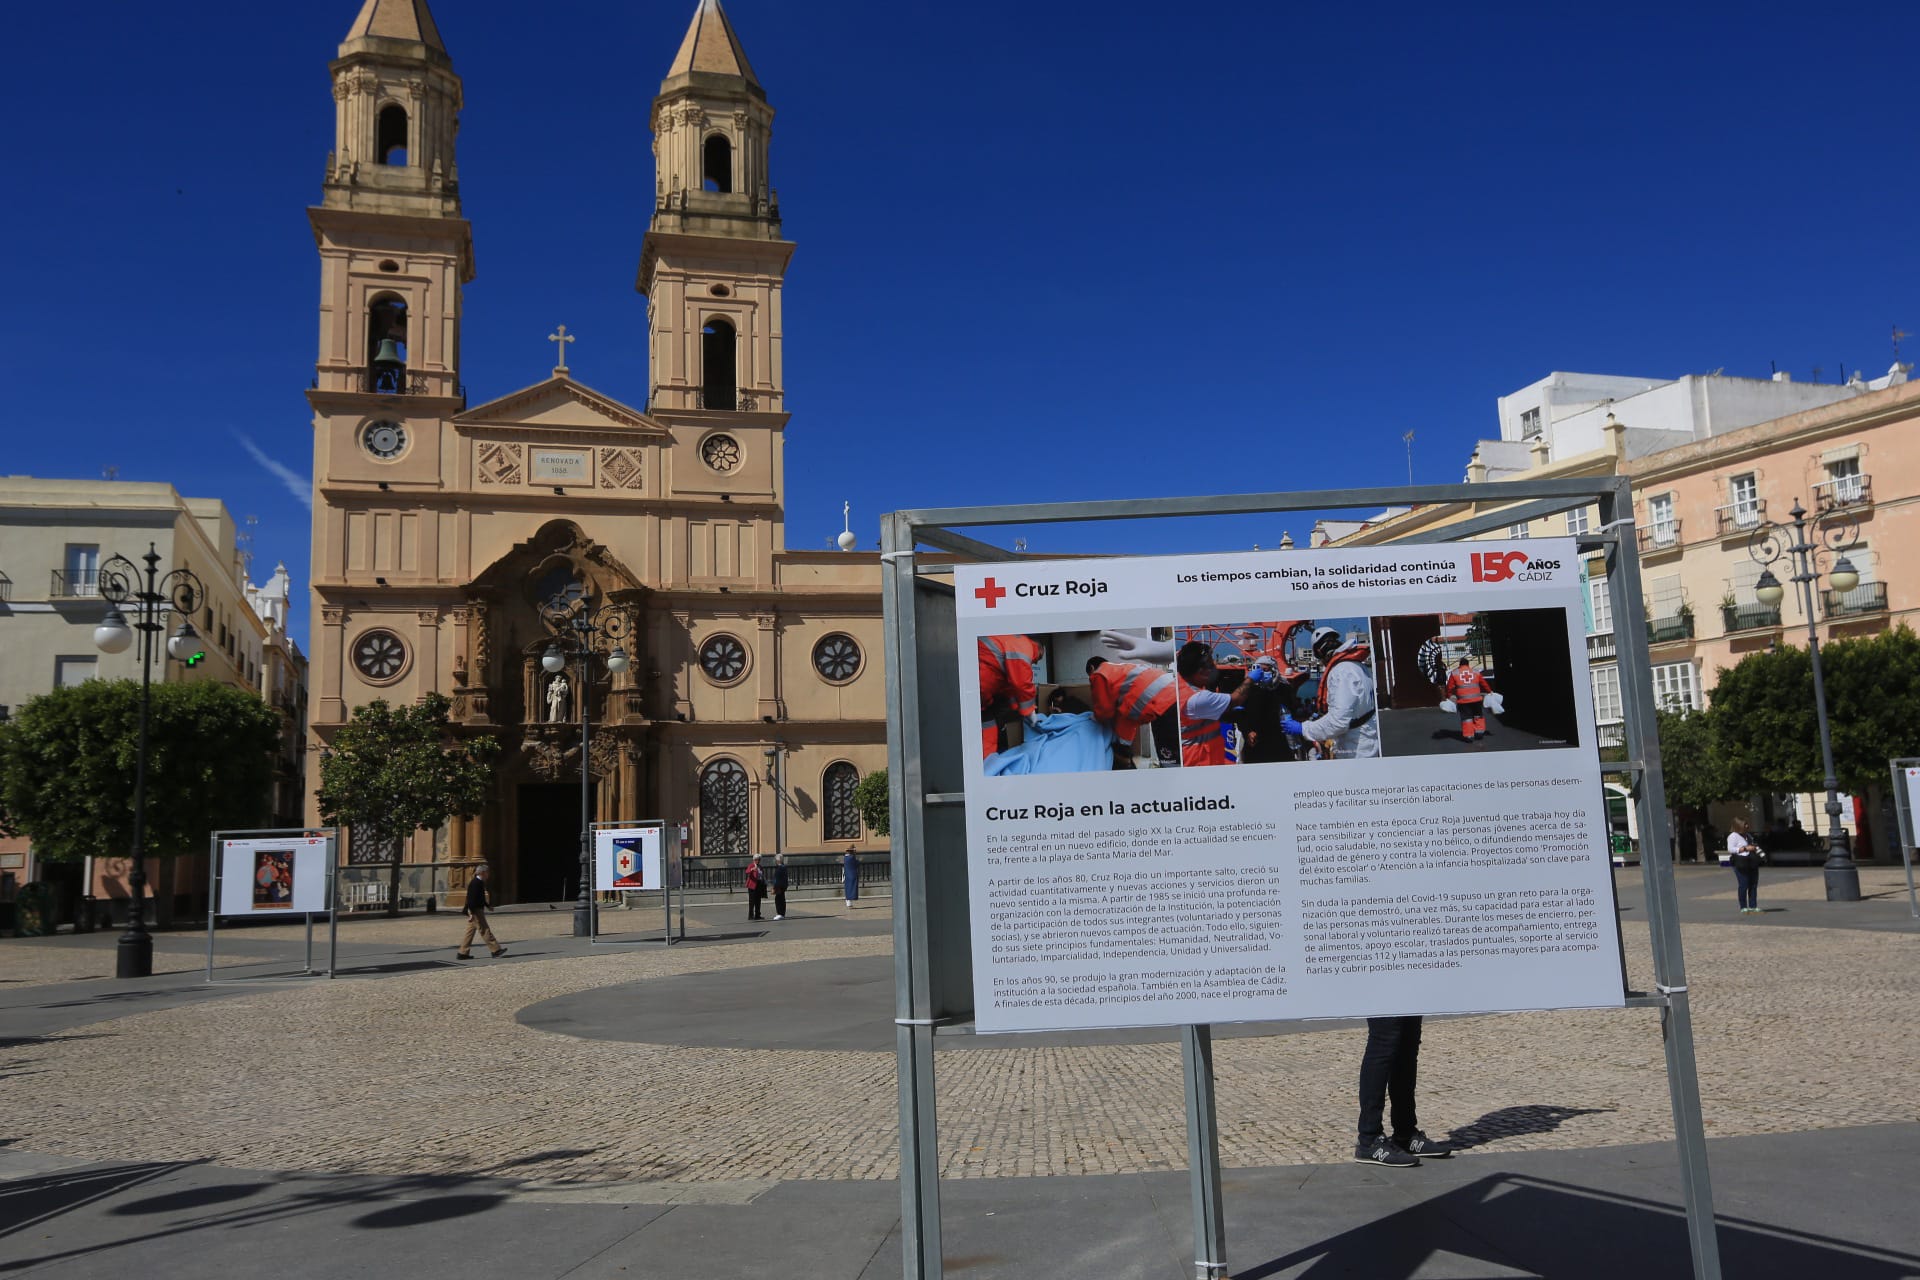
[372,337,406,369]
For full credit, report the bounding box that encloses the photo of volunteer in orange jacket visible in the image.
[976,628,1181,776]
[1171,618,1379,765]
[1368,608,1583,756]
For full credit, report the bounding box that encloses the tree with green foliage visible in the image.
[1655,706,1733,860]
[852,768,891,838]
[1709,625,1920,803]
[315,693,500,913]
[0,679,281,924]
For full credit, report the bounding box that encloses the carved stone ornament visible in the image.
[470,602,492,671]
[598,446,645,490]
[477,441,524,485]
[588,735,623,779]
[524,739,572,782]
[700,434,742,474]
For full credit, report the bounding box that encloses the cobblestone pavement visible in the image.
[4,900,1915,1186]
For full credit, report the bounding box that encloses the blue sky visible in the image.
[2,1,1914,651]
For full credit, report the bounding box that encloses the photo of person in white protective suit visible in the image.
[1281,626,1380,760]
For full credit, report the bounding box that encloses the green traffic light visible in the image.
[185,650,206,667]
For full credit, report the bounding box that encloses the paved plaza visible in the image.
[3,866,1917,1277]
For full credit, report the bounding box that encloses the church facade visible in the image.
[304,0,887,902]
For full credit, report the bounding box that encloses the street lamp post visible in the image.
[539,588,633,937]
[92,544,207,978]
[1749,500,1862,903]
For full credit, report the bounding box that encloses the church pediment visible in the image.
[454,376,668,437]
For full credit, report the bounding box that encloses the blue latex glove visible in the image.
[1245,666,1274,685]
[1280,714,1303,735]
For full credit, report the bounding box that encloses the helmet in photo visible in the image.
[1311,626,1342,663]
[1252,654,1280,675]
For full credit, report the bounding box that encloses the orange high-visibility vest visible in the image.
[1177,678,1227,767]
[1090,661,1178,743]
[978,635,1042,719]
[1446,667,1490,704]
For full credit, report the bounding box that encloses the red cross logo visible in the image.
[975,577,1007,608]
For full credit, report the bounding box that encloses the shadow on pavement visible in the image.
[1235,1174,1920,1280]
[1446,1103,1614,1149]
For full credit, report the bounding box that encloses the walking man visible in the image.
[456,865,507,959]
[772,853,790,920]
[1445,656,1493,743]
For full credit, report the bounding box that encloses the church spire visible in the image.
[343,0,447,55]
[665,0,761,92]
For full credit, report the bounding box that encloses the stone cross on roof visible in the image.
[549,325,575,375]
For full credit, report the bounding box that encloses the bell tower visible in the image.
[310,0,472,402]
[638,0,793,419]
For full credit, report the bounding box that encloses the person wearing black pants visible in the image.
[771,854,789,920]
[1355,1015,1458,1166]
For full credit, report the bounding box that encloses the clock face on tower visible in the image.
[362,421,407,460]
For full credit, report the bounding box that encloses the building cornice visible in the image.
[1623,379,1920,485]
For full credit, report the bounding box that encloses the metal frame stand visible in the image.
[587,819,683,946]
[883,477,1721,1280]
[1887,758,1920,920]
[205,828,340,983]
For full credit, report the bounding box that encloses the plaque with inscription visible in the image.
[530,448,592,484]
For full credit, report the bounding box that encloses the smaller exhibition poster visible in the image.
[956,541,1624,1033]
[595,825,663,891]
[218,836,330,916]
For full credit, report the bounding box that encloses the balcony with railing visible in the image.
[1637,521,1682,556]
[1714,498,1766,537]
[1721,602,1783,634]
[1813,474,1872,514]
[1585,631,1616,662]
[1824,580,1888,619]
[0,572,11,601]
[49,569,100,598]
[1647,612,1695,644]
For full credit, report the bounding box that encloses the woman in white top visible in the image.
[1727,818,1764,914]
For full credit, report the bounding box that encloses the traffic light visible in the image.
[183,648,207,667]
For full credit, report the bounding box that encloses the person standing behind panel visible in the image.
[978,635,1044,758]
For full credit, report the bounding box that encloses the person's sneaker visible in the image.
[492,948,509,957]
[1354,1137,1419,1167]
[774,914,784,920]
[454,953,471,960]
[1400,1130,1460,1158]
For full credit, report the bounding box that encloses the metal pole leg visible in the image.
[898,1020,942,1279]
[1182,1025,1229,1280]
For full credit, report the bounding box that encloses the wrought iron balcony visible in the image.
[1813,474,1872,514]
[1647,613,1695,643]
[1637,521,1682,555]
[0,572,10,601]
[1721,602,1782,633]
[1824,580,1888,619]
[1714,498,1766,537]
[1586,631,1616,662]
[362,368,434,395]
[49,569,100,598]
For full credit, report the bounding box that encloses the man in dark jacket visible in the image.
[456,865,507,959]
[772,854,790,920]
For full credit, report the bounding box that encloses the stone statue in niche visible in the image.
[546,672,572,723]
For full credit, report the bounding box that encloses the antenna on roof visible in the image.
[239,514,258,575]
[1402,430,1415,485]
[101,465,119,481]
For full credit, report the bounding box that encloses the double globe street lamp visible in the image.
[1748,499,1862,903]
[539,587,633,937]
[91,544,208,978]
